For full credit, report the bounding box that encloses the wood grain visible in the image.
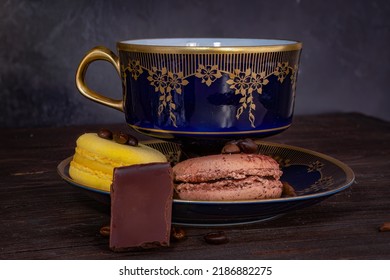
[0,113,389,259]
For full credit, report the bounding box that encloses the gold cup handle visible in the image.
[75,46,123,112]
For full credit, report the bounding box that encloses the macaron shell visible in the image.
[69,133,168,191]
[173,153,282,183]
[69,162,111,191]
[75,133,167,164]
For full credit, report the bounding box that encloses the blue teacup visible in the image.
[76,38,302,146]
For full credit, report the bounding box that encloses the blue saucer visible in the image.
[57,141,354,227]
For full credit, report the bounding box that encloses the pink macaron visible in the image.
[173,153,283,201]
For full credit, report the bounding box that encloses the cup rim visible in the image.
[117,38,302,53]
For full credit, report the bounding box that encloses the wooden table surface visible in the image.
[1,113,389,260]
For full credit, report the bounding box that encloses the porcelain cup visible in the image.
[76,38,302,143]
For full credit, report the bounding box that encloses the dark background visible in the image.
[1,0,389,128]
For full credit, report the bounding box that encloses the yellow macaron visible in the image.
[69,133,167,191]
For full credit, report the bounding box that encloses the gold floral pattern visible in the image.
[274,62,290,83]
[290,64,298,98]
[128,60,143,80]
[290,64,298,85]
[167,71,188,94]
[249,71,269,94]
[147,67,189,127]
[226,68,270,127]
[307,160,325,172]
[308,176,335,193]
[195,64,222,86]
[226,69,252,95]
[271,155,292,168]
[147,67,168,93]
[122,55,298,127]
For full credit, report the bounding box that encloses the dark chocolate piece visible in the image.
[109,162,173,251]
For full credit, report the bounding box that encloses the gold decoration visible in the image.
[147,67,189,127]
[274,62,290,83]
[195,64,222,86]
[147,67,168,93]
[121,50,300,127]
[167,71,189,94]
[226,68,252,95]
[128,60,143,80]
[309,176,335,193]
[226,68,269,127]
[290,64,298,98]
[307,160,325,172]
[249,71,269,94]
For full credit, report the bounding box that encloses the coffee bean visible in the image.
[221,143,241,154]
[170,226,187,242]
[282,181,297,197]
[127,135,139,146]
[100,225,110,237]
[97,128,113,140]
[113,132,129,144]
[204,231,229,245]
[379,222,390,232]
[226,140,239,145]
[237,138,258,154]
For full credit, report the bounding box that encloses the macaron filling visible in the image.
[173,153,283,201]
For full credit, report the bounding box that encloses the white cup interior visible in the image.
[120,38,298,47]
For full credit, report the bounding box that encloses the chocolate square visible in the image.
[109,162,173,251]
